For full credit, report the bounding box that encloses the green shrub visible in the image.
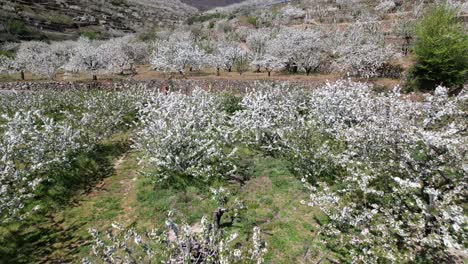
[7,20,29,36]
[208,21,215,29]
[408,4,467,92]
[187,13,227,25]
[0,51,14,58]
[110,0,127,6]
[247,16,258,28]
[81,31,98,40]
[219,92,243,115]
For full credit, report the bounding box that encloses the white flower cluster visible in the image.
[134,88,237,182]
[232,82,308,151]
[0,35,148,80]
[331,22,399,78]
[234,80,466,262]
[150,32,206,74]
[0,110,80,220]
[64,36,148,78]
[375,0,397,13]
[0,22,400,80]
[0,88,151,221]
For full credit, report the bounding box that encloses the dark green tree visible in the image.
[408,4,467,92]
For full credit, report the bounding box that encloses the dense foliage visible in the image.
[134,88,238,182]
[0,88,152,221]
[410,4,468,91]
[129,80,467,262]
[234,80,467,262]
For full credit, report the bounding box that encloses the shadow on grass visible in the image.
[0,136,130,263]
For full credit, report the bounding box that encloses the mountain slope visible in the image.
[0,0,198,42]
[180,0,245,11]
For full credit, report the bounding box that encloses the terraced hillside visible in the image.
[0,0,198,42]
[181,0,245,10]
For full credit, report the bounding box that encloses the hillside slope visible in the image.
[180,0,245,10]
[0,0,198,42]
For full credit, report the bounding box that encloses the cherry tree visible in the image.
[392,12,417,56]
[246,29,275,73]
[375,0,397,14]
[100,35,149,75]
[199,40,245,75]
[0,87,153,221]
[64,37,108,80]
[0,42,61,80]
[219,41,245,73]
[298,83,467,262]
[0,110,81,220]
[279,4,307,23]
[0,55,23,79]
[50,40,77,65]
[150,34,206,75]
[134,88,237,182]
[331,22,398,78]
[233,80,467,262]
[250,53,284,76]
[15,41,64,79]
[234,51,250,75]
[267,28,326,75]
[246,28,274,55]
[207,50,228,76]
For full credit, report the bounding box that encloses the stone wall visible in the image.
[0,79,314,93]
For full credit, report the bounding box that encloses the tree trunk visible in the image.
[20,70,25,80]
[213,208,226,231]
[228,66,232,72]
[92,74,97,81]
[256,66,261,73]
[189,67,193,72]
[216,67,220,76]
[268,71,271,77]
[292,64,298,73]
[306,68,311,76]
[404,36,412,56]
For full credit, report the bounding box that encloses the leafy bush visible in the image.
[186,13,227,25]
[81,31,99,40]
[219,92,243,115]
[6,20,29,36]
[247,16,258,27]
[409,4,468,91]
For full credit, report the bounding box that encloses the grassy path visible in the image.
[47,151,141,262]
[239,156,324,263]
